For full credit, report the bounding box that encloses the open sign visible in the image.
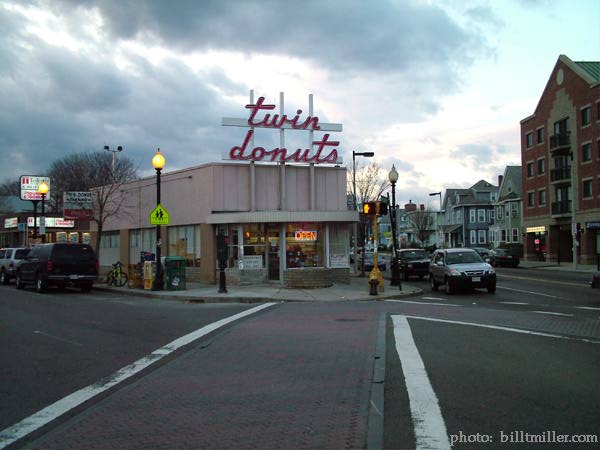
[295,230,317,241]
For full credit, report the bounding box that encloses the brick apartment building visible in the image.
[520,55,599,264]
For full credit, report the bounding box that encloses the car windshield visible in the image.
[446,251,483,264]
[15,249,29,259]
[494,249,509,255]
[402,251,427,260]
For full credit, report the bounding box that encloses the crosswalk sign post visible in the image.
[150,204,170,225]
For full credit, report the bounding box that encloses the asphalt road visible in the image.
[1,268,598,449]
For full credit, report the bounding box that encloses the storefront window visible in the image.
[329,224,349,267]
[242,224,265,269]
[286,223,323,268]
[168,225,201,266]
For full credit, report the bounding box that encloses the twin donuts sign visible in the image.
[222,94,343,164]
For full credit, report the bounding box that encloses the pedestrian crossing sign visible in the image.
[150,204,170,225]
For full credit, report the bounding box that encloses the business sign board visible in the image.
[27,217,75,228]
[20,175,50,201]
[222,92,343,165]
[63,191,94,220]
[4,217,18,229]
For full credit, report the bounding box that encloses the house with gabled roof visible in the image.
[489,166,523,249]
[440,180,498,248]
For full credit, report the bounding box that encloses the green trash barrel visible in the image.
[165,256,186,290]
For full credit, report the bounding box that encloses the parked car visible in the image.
[0,247,30,284]
[591,272,600,289]
[397,249,430,280]
[489,248,520,267]
[361,252,387,271]
[472,247,490,260]
[429,248,496,294]
[16,243,98,293]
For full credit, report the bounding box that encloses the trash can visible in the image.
[165,256,186,290]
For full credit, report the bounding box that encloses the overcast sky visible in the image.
[1,0,598,206]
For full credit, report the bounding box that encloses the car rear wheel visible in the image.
[35,273,47,293]
[487,283,496,293]
[0,269,8,285]
[430,274,438,291]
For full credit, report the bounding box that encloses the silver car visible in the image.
[0,247,30,284]
[429,248,496,294]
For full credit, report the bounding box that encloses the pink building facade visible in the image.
[95,161,357,286]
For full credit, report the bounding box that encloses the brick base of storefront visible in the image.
[283,267,350,288]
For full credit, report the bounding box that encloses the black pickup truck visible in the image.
[397,248,431,280]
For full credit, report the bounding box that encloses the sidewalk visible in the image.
[95,276,422,303]
[518,260,598,273]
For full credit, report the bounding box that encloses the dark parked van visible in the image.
[16,243,98,293]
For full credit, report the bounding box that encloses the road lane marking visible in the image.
[33,331,82,347]
[422,297,445,301]
[0,302,277,449]
[498,274,587,288]
[532,311,574,317]
[387,300,461,307]
[392,316,451,450]
[497,285,567,299]
[575,306,600,311]
[500,302,529,305]
[401,315,599,344]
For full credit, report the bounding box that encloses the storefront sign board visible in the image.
[330,254,348,268]
[63,191,94,220]
[20,175,51,201]
[4,217,18,228]
[27,217,75,228]
[242,255,263,270]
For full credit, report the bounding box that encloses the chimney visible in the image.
[498,175,503,188]
[420,204,425,211]
[405,200,417,212]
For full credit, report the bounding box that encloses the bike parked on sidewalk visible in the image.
[106,261,128,287]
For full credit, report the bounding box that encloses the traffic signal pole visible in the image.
[369,211,384,294]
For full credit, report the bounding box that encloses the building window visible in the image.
[501,229,507,242]
[537,158,545,175]
[581,106,591,127]
[512,228,519,243]
[527,162,534,177]
[470,230,477,245]
[539,189,546,206]
[582,142,592,162]
[286,223,324,268]
[537,127,544,144]
[469,209,476,223]
[130,229,140,248]
[527,192,535,207]
[486,210,492,222]
[526,132,534,148]
[168,225,201,266]
[478,229,486,244]
[511,203,519,217]
[477,209,486,222]
[100,231,120,249]
[497,206,503,220]
[583,179,593,198]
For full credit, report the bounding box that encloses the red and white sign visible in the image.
[63,191,94,220]
[27,217,75,228]
[20,175,51,201]
[222,93,343,164]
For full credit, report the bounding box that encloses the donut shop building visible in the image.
[95,93,358,287]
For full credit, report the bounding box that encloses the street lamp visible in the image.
[104,145,123,174]
[429,192,442,248]
[388,165,401,289]
[152,148,165,291]
[352,151,374,275]
[38,181,49,243]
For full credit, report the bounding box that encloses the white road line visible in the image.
[497,285,566,299]
[532,310,574,317]
[392,316,451,450]
[576,306,600,311]
[401,315,598,344]
[0,303,277,449]
[386,300,461,307]
[421,297,445,301]
[500,302,529,305]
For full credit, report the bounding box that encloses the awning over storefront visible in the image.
[440,224,462,233]
[206,210,359,225]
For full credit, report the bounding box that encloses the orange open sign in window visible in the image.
[294,230,317,241]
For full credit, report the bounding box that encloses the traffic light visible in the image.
[376,201,388,216]
[363,201,377,216]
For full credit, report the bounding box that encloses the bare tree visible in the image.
[47,152,138,256]
[408,207,435,246]
[0,179,20,214]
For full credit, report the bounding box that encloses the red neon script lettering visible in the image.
[246,97,321,130]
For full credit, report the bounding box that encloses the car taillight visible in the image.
[47,260,54,272]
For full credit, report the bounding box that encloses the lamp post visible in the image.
[352,151,374,275]
[38,181,49,244]
[388,165,401,289]
[429,192,442,249]
[104,145,123,174]
[152,148,165,290]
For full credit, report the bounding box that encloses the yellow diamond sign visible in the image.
[150,204,170,225]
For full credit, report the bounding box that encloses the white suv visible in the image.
[429,248,496,294]
[0,247,30,284]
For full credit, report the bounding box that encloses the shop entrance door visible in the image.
[267,225,280,281]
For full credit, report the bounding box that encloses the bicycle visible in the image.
[106,261,128,287]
